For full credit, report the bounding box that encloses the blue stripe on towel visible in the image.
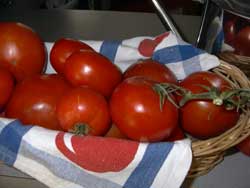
[100,40,121,62]
[123,142,174,188]
[0,120,32,165]
[152,45,205,64]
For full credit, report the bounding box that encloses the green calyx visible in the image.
[69,123,91,136]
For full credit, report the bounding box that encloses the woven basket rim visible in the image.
[189,59,250,177]
[219,52,250,64]
[191,60,250,154]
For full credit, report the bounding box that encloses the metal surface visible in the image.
[193,0,223,51]
[211,0,250,18]
[150,0,185,40]
[195,0,210,48]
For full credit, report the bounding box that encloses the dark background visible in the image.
[0,0,202,15]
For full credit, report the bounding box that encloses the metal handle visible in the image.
[150,0,185,41]
[195,0,210,48]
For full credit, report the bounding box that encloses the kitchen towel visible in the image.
[45,31,220,80]
[0,118,192,188]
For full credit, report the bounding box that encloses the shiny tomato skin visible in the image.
[123,59,178,84]
[50,38,94,74]
[0,22,46,82]
[64,50,122,98]
[56,87,111,136]
[234,26,250,57]
[5,74,71,130]
[223,19,237,46]
[180,71,240,139]
[0,68,15,111]
[181,100,239,139]
[180,71,230,91]
[110,77,178,142]
[236,136,250,156]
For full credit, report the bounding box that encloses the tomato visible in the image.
[179,71,240,139]
[50,38,94,74]
[64,50,122,98]
[56,87,111,136]
[0,68,15,111]
[123,59,178,84]
[5,74,71,130]
[164,125,185,142]
[236,136,250,156]
[104,124,128,139]
[0,111,5,117]
[234,26,250,57]
[0,22,46,82]
[223,19,237,46]
[109,77,178,142]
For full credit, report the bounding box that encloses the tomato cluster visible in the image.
[0,22,244,146]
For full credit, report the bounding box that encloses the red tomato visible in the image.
[56,87,111,136]
[0,111,5,117]
[5,74,71,130]
[179,71,240,139]
[0,22,46,82]
[109,77,178,142]
[234,26,250,57]
[50,38,94,74]
[123,59,178,84]
[236,136,250,156]
[64,50,122,98]
[0,68,15,111]
[104,124,128,139]
[164,125,185,142]
[223,19,237,46]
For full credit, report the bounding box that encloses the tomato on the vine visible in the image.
[0,68,15,111]
[63,50,122,98]
[56,87,111,136]
[50,38,94,74]
[5,74,71,130]
[179,71,240,139]
[109,77,178,142]
[123,59,178,84]
[0,22,46,82]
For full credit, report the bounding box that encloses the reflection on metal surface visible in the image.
[150,0,185,40]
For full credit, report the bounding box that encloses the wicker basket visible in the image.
[219,52,250,78]
[188,60,250,178]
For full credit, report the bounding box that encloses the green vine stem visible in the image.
[153,83,250,112]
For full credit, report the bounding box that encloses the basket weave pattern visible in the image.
[219,52,250,78]
[188,60,250,177]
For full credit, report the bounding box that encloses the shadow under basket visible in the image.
[188,60,250,178]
